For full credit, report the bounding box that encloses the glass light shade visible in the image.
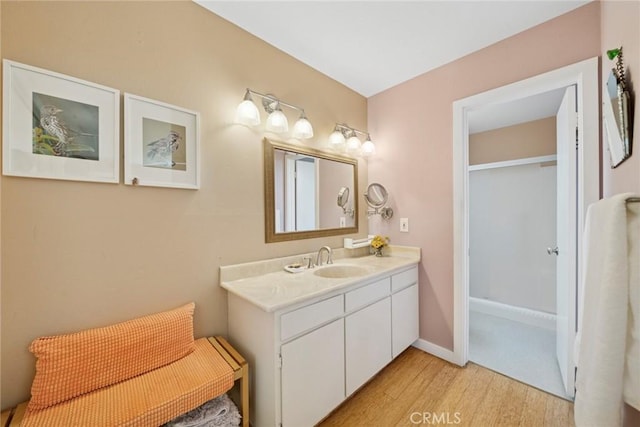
[292,117,314,139]
[329,130,346,145]
[346,135,361,153]
[235,99,261,126]
[266,109,289,133]
[361,139,376,157]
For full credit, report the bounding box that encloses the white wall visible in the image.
[469,162,557,313]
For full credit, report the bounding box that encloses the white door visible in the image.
[345,298,391,395]
[284,156,296,232]
[295,157,317,231]
[555,86,578,398]
[392,284,419,358]
[284,155,317,232]
[281,319,345,427]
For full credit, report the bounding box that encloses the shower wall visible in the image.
[469,162,557,313]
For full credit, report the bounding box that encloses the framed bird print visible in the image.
[2,59,120,183]
[124,93,200,189]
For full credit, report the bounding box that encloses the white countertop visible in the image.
[220,246,420,312]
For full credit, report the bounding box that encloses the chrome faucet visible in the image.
[316,246,333,266]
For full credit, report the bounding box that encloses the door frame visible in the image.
[451,57,599,366]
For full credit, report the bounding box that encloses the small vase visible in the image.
[374,247,383,257]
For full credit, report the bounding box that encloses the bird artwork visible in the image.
[39,105,72,154]
[145,130,182,167]
[36,103,97,158]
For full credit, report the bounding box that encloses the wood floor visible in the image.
[319,347,574,427]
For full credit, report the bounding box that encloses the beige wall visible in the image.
[0,1,367,409]
[601,0,640,196]
[469,117,557,165]
[367,2,601,350]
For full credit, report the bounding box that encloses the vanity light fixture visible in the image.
[235,88,314,139]
[292,111,314,139]
[346,130,362,153]
[329,123,376,158]
[329,125,346,145]
[235,90,261,126]
[361,134,376,158]
[265,102,288,133]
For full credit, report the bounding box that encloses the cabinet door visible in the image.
[392,283,419,358]
[281,319,345,427]
[345,298,392,396]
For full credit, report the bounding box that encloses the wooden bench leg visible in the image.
[240,362,250,427]
[210,336,250,427]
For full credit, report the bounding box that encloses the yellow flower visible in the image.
[371,235,389,249]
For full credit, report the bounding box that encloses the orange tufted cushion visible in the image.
[21,338,234,427]
[28,303,196,410]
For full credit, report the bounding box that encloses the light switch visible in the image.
[340,217,346,228]
[400,218,409,232]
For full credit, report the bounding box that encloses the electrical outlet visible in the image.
[400,218,409,232]
[340,217,346,228]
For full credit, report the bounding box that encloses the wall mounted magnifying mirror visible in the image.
[264,138,358,242]
[603,47,633,168]
[364,183,393,219]
[337,187,355,218]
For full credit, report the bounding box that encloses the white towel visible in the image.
[574,193,640,427]
[624,200,640,412]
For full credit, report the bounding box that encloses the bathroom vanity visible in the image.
[220,247,420,427]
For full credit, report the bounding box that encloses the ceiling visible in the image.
[195,0,590,98]
[468,87,567,134]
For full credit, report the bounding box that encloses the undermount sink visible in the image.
[313,265,368,279]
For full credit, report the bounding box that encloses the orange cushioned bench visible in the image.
[1,303,248,427]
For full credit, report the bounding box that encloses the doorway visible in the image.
[452,58,599,398]
[466,89,570,398]
[279,153,319,232]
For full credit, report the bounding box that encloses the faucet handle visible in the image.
[303,257,314,269]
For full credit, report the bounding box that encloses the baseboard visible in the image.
[469,297,556,330]
[412,339,458,365]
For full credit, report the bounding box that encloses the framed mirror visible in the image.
[604,70,632,167]
[264,138,358,242]
[604,48,633,168]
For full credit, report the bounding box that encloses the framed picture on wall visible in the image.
[124,93,200,189]
[2,60,120,183]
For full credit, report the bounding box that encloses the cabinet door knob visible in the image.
[547,246,559,256]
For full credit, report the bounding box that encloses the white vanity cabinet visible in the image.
[345,278,392,395]
[391,266,420,358]
[281,318,345,427]
[279,295,345,426]
[226,263,419,427]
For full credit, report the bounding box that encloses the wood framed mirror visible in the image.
[264,138,358,242]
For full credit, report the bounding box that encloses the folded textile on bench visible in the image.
[163,394,241,427]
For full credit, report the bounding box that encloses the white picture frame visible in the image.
[124,93,200,189]
[3,59,120,183]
